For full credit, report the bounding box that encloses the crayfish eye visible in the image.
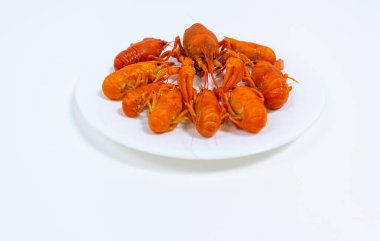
[213,56,217,60]
[200,54,205,60]
[157,62,162,66]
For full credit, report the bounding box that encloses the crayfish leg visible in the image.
[168,110,190,131]
[221,93,235,116]
[147,54,168,62]
[166,36,185,61]
[147,92,159,112]
[222,97,244,129]
[132,73,145,89]
[184,102,197,122]
[243,69,257,88]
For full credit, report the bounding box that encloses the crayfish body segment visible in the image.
[148,85,188,134]
[102,61,171,100]
[220,36,285,70]
[251,61,293,109]
[114,38,169,70]
[223,86,267,133]
[189,89,224,138]
[122,82,163,117]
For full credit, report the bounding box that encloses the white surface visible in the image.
[1,0,380,240]
[76,51,324,159]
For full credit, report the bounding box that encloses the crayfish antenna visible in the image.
[285,74,298,83]
[209,69,218,87]
[200,65,209,89]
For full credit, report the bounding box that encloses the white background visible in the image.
[1,0,380,240]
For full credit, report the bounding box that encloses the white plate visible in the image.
[75,52,325,160]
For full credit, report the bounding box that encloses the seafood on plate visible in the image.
[101,23,297,136]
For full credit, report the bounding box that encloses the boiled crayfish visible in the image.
[101,23,297,137]
[102,61,174,100]
[114,38,169,71]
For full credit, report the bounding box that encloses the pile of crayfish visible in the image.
[102,23,297,137]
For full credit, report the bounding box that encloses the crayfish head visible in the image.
[196,46,220,88]
[200,43,219,70]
